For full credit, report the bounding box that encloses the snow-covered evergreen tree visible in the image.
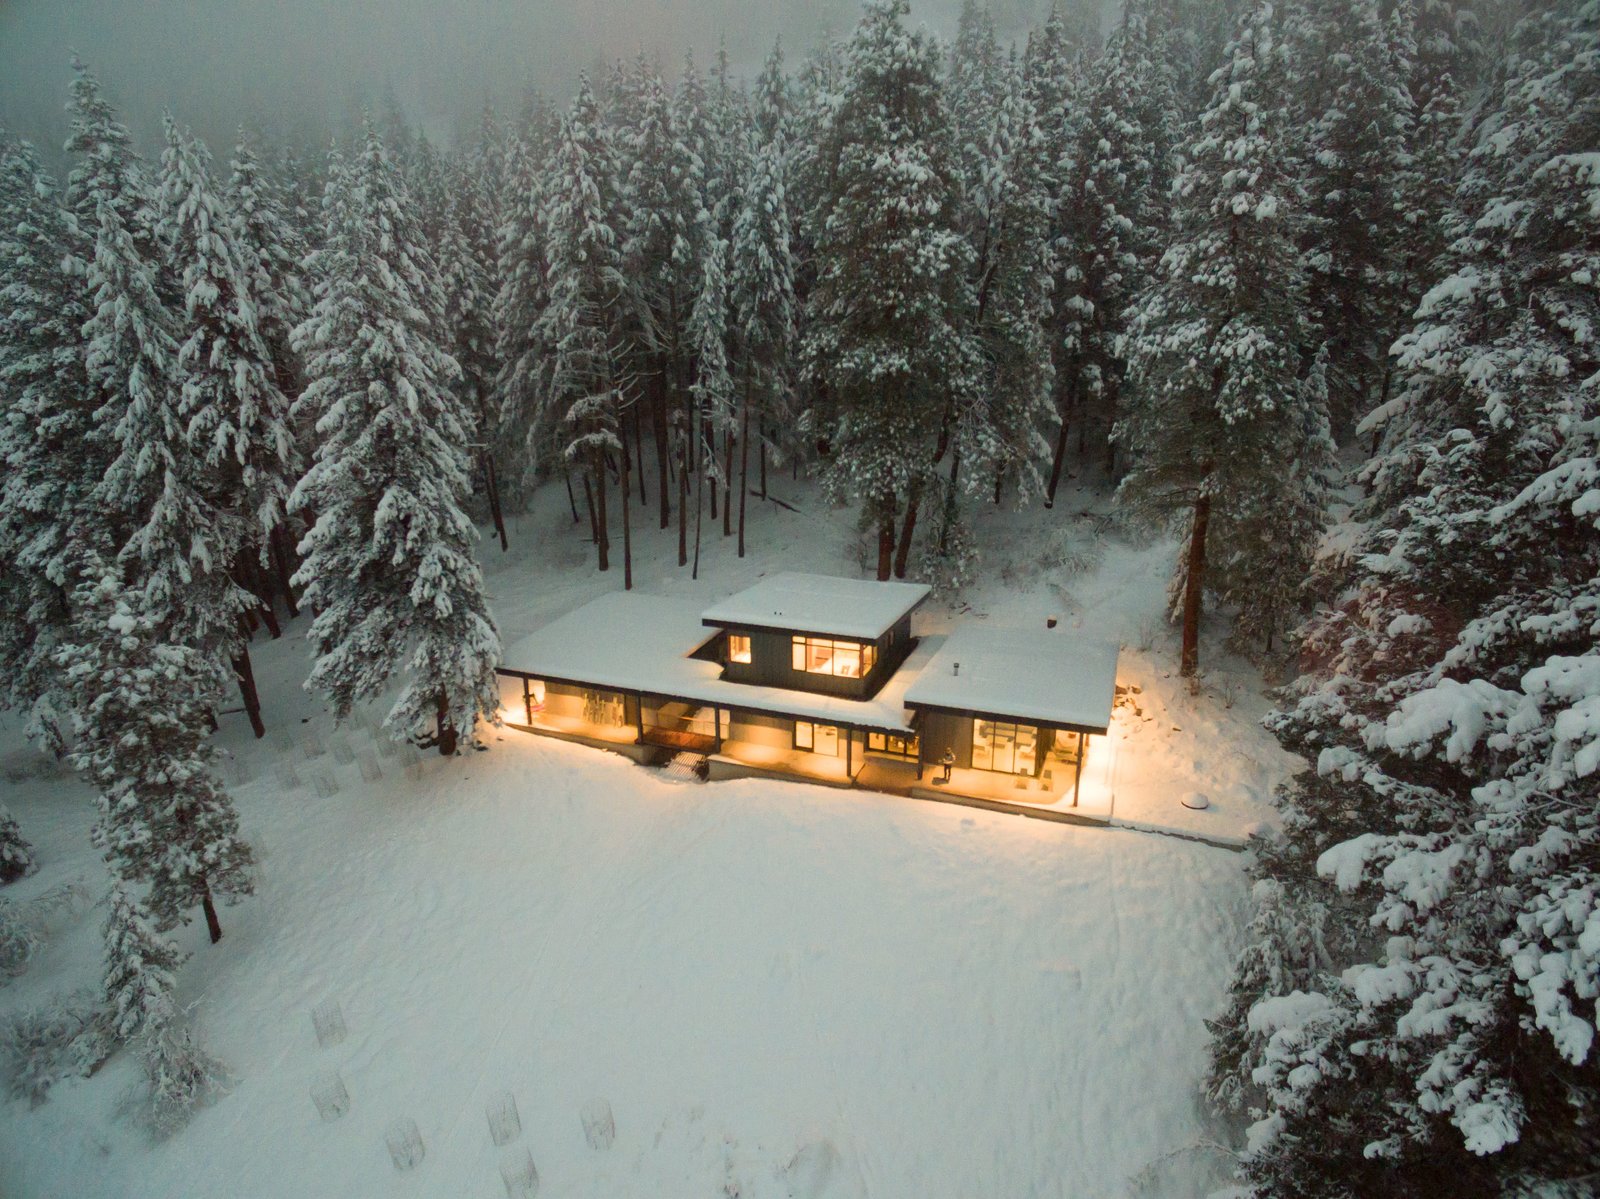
[1210,5,1600,1192]
[802,0,976,581]
[1288,0,1415,436]
[0,804,38,885]
[729,132,797,556]
[0,136,96,754]
[100,883,184,1045]
[948,64,1057,524]
[226,128,310,401]
[290,119,501,755]
[162,119,293,561]
[63,570,254,942]
[619,66,704,535]
[535,80,627,573]
[62,60,158,272]
[491,127,552,494]
[1116,1,1333,676]
[1052,11,1175,482]
[688,235,733,577]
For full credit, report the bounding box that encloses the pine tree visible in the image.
[1290,0,1415,436]
[81,105,259,731]
[753,39,791,147]
[491,128,552,498]
[62,59,158,270]
[226,128,310,399]
[437,164,505,549]
[1210,6,1600,1192]
[729,132,797,557]
[536,80,627,575]
[64,570,255,943]
[949,1,1008,232]
[290,119,501,756]
[0,136,96,754]
[1050,11,1175,488]
[0,804,38,885]
[688,234,733,579]
[227,128,312,616]
[802,0,976,581]
[1116,2,1333,677]
[930,62,1057,581]
[101,883,184,1044]
[160,117,295,736]
[619,67,704,538]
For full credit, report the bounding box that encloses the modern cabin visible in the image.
[496,573,1121,819]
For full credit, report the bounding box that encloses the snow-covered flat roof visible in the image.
[501,592,936,734]
[699,572,931,641]
[904,625,1119,734]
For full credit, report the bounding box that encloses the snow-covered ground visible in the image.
[1,473,1299,1197]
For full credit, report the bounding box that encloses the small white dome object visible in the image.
[1180,791,1211,810]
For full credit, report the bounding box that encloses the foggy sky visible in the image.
[0,0,1089,159]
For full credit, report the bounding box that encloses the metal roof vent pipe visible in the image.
[953,661,960,676]
[1046,616,1058,629]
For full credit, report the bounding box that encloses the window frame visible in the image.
[727,632,752,665]
[789,635,879,679]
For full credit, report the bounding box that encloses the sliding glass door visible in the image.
[971,720,1038,775]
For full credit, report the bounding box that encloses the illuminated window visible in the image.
[794,721,840,754]
[728,633,752,664]
[971,720,1038,775]
[790,636,878,678]
[867,731,919,758]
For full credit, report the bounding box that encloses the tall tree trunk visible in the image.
[1180,493,1211,678]
[758,412,768,500]
[565,469,582,524]
[269,523,299,619]
[633,404,647,505]
[737,377,752,559]
[234,644,266,739]
[708,427,719,524]
[481,449,509,552]
[581,472,598,543]
[692,454,705,581]
[654,373,671,529]
[722,418,735,538]
[245,553,281,638]
[993,467,1005,507]
[436,691,457,756]
[1045,413,1072,508]
[201,879,222,944]
[593,448,610,573]
[893,479,923,579]
[621,431,634,591]
[677,440,689,567]
[876,497,896,582]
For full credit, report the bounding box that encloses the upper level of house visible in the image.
[700,572,931,700]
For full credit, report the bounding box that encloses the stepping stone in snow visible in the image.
[580,1097,615,1151]
[487,1091,521,1147]
[330,736,356,766]
[310,1070,349,1121]
[301,729,327,758]
[357,752,383,783]
[500,1148,539,1198]
[311,772,339,799]
[311,998,347,1048]
[273,761,301,790]
[385,1117,425,1171]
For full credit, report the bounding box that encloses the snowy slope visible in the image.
[1,473,1290,1197]
[1,717,1247,1198]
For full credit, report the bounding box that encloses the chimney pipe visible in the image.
[953,661,960,676]
[1046,617,1058,630]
